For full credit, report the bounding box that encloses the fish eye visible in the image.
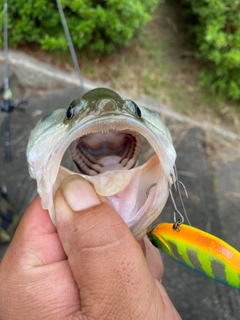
[66,106,75,120]
[135,105,141,118]
[66,99,85,120]
[125,100,142,118]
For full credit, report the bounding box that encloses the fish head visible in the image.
[27,88,176,238]
[63,87,144,128]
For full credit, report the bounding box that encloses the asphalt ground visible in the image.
[0,50,240,320]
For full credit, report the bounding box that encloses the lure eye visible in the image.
[66,106,74,119]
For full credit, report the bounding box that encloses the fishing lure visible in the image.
[149,222,240,289]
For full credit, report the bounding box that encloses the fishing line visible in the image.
[55,0,84,89]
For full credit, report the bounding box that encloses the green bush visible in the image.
[0,0,162,54]
[181,0,240,101]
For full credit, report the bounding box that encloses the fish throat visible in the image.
[71,130,141,176]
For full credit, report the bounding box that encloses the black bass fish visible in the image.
[27,88,176,237]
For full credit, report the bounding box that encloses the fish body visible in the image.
[27,88,176,237]
[151,223,240,289]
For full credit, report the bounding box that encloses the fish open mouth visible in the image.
[29,113,175,237]
[60,127,159,202]
[70,130,141,175]
[53,118,171,237]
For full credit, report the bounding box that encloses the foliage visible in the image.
[0,0,162,54]
[181,0,240,101]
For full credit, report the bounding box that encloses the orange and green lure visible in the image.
[150,223,240,289]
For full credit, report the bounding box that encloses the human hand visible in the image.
[0,175,181,319]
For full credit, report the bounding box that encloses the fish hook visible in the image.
[146,166,190,231]
[169,172,190,230]
[146,182,157,198]
[171,165,191,227]
[146,181,186,232]
[169,187,184,231]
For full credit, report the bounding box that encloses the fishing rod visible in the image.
[1,0,10,160]
[56,0,84,89]
[0,0,27,161]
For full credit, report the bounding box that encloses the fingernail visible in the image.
[60,175,101,211]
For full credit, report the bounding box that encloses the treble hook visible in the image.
[169,175,190,230]
[146,178,188,199]
[171,165,191,228]
[169,187,184,231]
[146,167,190,231]
[174,179,188,199]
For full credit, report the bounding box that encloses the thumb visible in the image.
[54,175,164,319]
[54,174,130,253]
